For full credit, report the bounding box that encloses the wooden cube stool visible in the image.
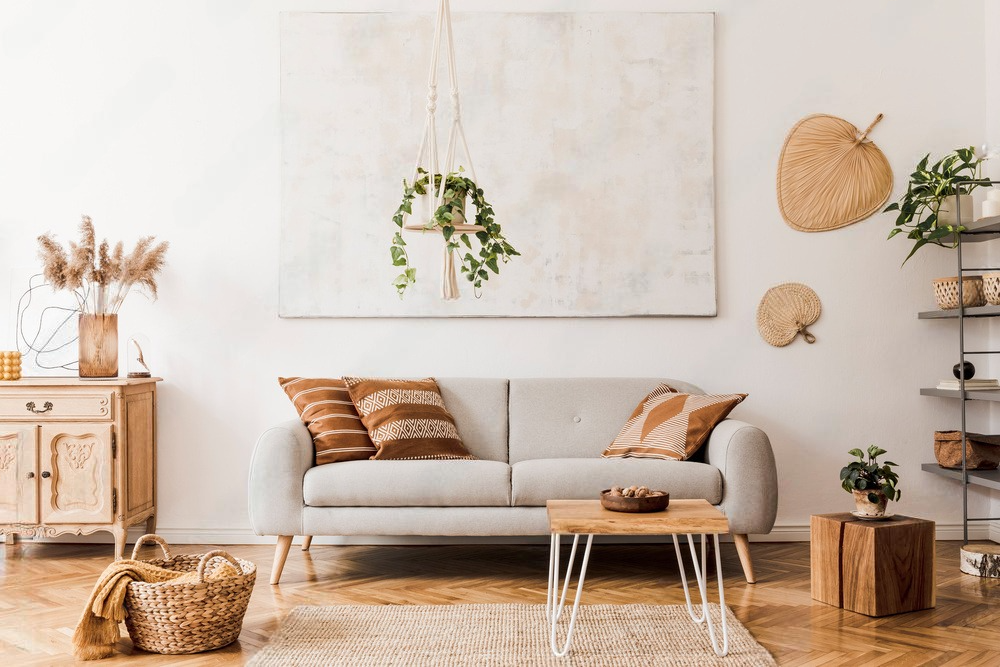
[810,513,935,617]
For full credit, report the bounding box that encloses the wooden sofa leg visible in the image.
[301,536,313,552]
[733,533,756,584]
[271,535,293,585]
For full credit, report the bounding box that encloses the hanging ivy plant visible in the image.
[885,146,991,264]
[390,167,519,298]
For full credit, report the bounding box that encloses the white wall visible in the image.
[0,0,992,543]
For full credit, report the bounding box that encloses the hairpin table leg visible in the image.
[547,533,594,657]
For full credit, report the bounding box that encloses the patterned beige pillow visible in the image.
[343,377,475,460]
[279,377,377,464]
[603,384,747,460]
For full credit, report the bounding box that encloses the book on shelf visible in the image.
[936,379,1000,390]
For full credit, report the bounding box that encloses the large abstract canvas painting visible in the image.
[280,12,716,317]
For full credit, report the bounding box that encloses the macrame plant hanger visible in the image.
[401,0,484,301]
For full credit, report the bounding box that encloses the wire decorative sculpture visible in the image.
[16,273,79,372]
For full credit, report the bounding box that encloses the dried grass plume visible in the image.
[36,215,169,314]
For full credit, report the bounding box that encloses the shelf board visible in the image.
[918,304,1000,319]
[952,217,1000,243]
[921,462,1000,491]
[920,387,1000,401]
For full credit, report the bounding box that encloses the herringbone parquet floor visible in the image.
[2,539,999,665]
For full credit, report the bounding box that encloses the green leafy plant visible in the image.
[390,167,519,298]
[885,146,991,264]
[840,445,901,504]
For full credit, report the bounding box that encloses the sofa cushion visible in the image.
[508,378,705,463]
[279,377,377,464]
[344,377,474,460]
[304,460,511,507]
[604,385,747,460]
[511,458,722,506]
[436,378,509,462]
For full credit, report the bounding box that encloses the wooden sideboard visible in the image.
[0,377,160,558]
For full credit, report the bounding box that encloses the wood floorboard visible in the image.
[1,540,997,665]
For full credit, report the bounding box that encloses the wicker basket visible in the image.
[984,272,1000,305]
[933,276,985,310]
[123,535,256,655]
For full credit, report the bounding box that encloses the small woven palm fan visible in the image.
[400,0,485,300]
[757,283,821,347]
[777,114,892,232]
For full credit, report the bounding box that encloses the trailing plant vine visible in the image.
[390,167,519,297]
[885,146,991,264]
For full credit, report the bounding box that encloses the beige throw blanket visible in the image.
[72,558,238,660]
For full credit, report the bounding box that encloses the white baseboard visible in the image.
[18,522,993,546]
[989,521,1000,542]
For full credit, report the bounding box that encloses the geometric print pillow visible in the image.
[603,383,747,461]
[279,377,378,465]
[342,377,475,461]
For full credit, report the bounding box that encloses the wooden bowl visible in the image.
[600,489,670,513]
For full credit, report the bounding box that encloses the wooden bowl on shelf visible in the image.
[600,489,670,513]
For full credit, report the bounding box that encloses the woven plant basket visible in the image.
[123,535,256,655]
[983,272,1000,305]
[934,431,1000,470]
[757,282,821,347]
[777,113,892,232]
[933,276,985,310]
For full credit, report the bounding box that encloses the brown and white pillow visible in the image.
[603,384,747,460]
[343,377,475,460]
[279,377,377,465]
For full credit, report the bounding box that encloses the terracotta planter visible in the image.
[78,314,118,378]
[853,489,888,517]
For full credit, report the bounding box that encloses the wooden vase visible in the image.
[78,314,118,378]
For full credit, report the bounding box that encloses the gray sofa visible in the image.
[249,378,778,584]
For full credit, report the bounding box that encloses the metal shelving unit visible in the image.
[920,186,1000,543]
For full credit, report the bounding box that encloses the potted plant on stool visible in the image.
[840,445,901,518]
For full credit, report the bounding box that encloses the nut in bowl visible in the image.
[600,485,670,513]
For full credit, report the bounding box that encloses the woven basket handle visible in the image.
[196,550,242,583]
[131,534,172,561]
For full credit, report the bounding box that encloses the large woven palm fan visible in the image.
[777,113,892,232]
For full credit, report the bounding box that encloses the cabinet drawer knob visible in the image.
[25,472,34,479]
[40,471,50,479]
[25,401,53,414]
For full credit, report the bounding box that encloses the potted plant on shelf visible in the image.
[390,167,519,298]
[37,216,168,378]
[840,445,901,518]
[885,146,991,265]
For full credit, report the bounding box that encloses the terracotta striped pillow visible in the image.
[279,377,377,465]
[342,377,475,460]
[603,384,747,460]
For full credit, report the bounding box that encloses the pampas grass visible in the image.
[37,215,168,314]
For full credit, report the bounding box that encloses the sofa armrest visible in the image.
[703,419,778,535]
[248,419,313,536]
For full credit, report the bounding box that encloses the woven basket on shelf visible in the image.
[123,535,256,655]
[983,272,1000,305]
[933,276,985,310]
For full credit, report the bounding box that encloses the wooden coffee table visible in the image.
[545,499,730,658]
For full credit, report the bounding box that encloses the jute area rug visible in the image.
[248,603,776,666]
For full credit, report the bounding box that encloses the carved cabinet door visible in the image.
[0,425,38,524]
[39,423,113,524]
